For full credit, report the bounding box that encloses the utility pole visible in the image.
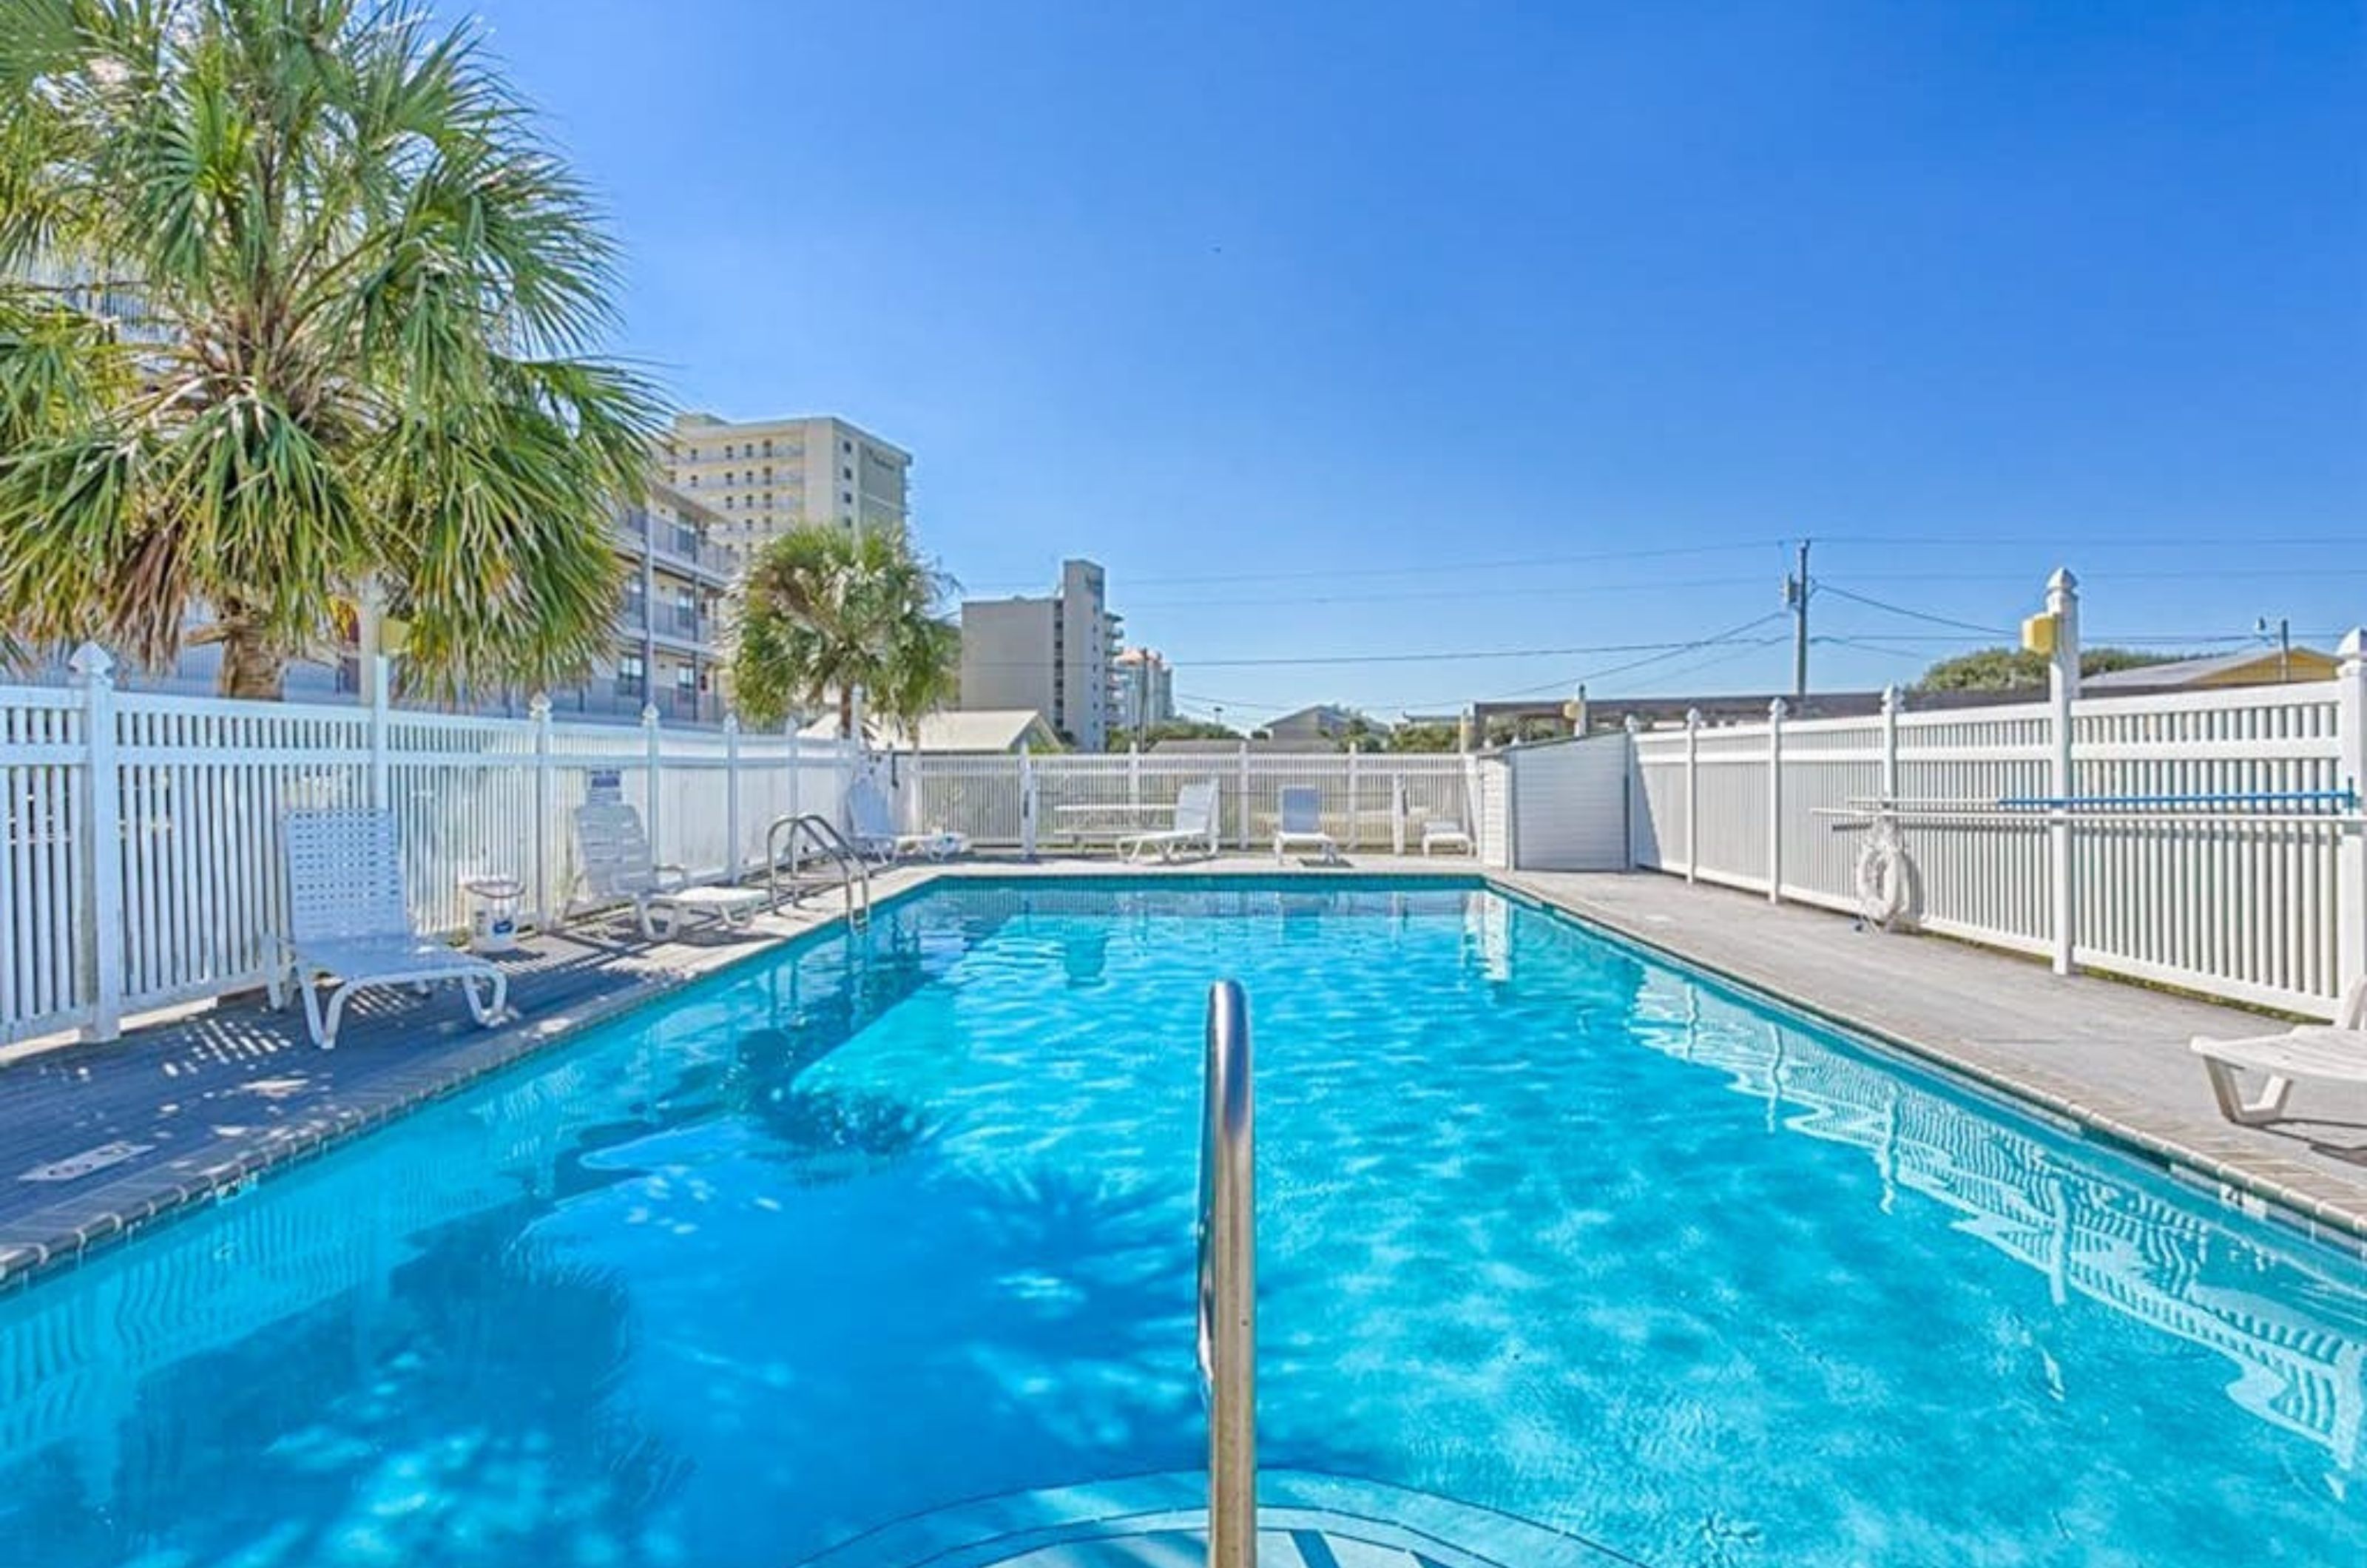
[1785,538,1811,703]
[2258,615,2292,682]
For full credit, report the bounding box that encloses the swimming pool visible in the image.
[0,877,2361,1567]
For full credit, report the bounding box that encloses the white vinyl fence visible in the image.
[1,647,859,1045]
[1625,646,2367,1019]
[892,747,1478,856]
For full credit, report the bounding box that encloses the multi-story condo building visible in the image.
[959,558,1123,751]
[1113,647,1176,737]
[547,479,735,726]
[58,476,735,724]
[666,412,911,554]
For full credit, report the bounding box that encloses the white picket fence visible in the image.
[893,748,1479,855]
[1625,647,2367,1018]
[1,648,859,1045]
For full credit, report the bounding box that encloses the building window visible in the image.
[841,465,852,481]
[723,443,734,460]
[841,491,852,505]
[762,439,773,457]
[841,439,852,453]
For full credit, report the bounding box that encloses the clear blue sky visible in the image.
[454,0,2363,722]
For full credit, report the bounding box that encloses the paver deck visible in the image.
[1505,870,2367,1248]
[1,854,2361,1291]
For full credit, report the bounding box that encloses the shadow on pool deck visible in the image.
[0,902,848,1285]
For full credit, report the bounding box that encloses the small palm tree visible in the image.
[0,0,658,698]
[729,524,957,738]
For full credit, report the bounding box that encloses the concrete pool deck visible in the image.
[0,854,2360,1290]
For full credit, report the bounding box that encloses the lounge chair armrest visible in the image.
[652,862,692,890]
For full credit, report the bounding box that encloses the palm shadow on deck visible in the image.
[0,914,786,1281]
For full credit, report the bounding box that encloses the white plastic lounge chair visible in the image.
[1420,818,1474,856]
[573,800,769,939]
[847,777,969,862]
[274,808,507,1050]
[2191,978,2367,1125]
[1274,787,1341,865]
[1117,781,1218,864]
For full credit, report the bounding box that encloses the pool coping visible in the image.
[1,859,2358,1294]
[1489,872,2367,1256]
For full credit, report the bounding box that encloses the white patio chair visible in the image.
[1118,781,1220,864]
[1273,786,1341,865]
[2191,978,2367,1125]
[1420,817,1474,856]
[573,800,769,939]
[274,808,508,1050]
[848,776,968,862]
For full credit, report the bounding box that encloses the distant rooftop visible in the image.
[2081,646,2336,692]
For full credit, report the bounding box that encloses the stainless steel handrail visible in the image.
[1197,980,1255,1568]
[764,814,873,927]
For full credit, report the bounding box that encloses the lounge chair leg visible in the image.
[463,971,507,1029]
[2205,1058,2293,1126]
[300,977,330,1048]
[318,982,356,1050]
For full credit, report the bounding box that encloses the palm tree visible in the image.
[729,523,958,738]
[0,0,658,699]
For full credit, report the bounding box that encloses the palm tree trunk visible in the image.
[838,685,856,740]
[215,614,288,700]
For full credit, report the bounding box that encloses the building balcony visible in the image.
[649,524,737,581]
[649,603,715,647]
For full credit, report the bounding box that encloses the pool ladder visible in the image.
[764,814,873,928]
[1198,980,1256,1568]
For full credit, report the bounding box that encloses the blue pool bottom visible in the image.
[0,879,2359,1567]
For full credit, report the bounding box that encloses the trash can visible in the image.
[460,874,526,956]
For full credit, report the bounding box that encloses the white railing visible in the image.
[1625,642,2367,1019]
[891,748,1478,856]
[1,647,860,1045]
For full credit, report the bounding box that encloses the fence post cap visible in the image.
[722,710,740,734]
[1881,683,1905,714]
[640,703,660,727]
[1769,696,1789,720]
[527,692,552,719]
[1621,714,1641,734]
[2046,566,2079,598]
[1684,706,1702,728]
[2338,626,2366,668]
[68,642,116,682]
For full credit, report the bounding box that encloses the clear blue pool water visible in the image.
[1,879,2362,1567]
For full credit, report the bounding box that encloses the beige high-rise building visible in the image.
[959,559,1123,751]
[666,412,911,554]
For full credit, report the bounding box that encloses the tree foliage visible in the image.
[0,0,659,697]
[728,523,956,737]
[1915,646,2189,692]
[1104,719,1240,751]
[1387,721,1462,753]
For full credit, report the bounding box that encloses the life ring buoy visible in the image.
[1855,822,1918,930]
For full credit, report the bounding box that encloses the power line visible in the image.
[957,535,2367,598]
[953,539,1786,595]
[1814,582,2013,637]
[1119,573,1769,611]
[1479,610,1795,699]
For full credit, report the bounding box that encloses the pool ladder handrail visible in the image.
[1198,979,1256,1568]
[764,814,873,928]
